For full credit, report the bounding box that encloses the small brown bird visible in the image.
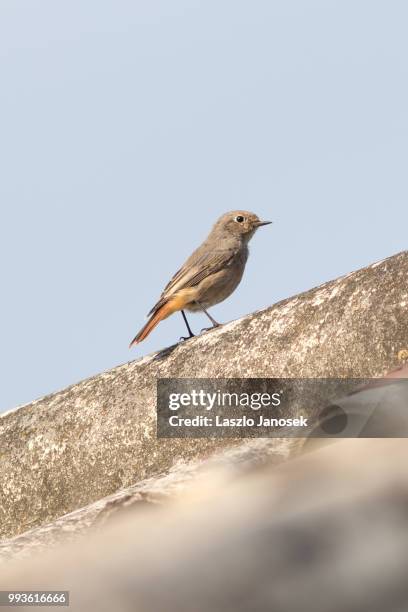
[129,211,271,346]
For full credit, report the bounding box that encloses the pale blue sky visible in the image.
[1,0,407,412]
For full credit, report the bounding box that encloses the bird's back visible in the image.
[148,229,243,315]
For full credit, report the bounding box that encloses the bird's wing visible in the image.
[148,249,235,315]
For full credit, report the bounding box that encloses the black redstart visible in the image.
[129,210,271,346]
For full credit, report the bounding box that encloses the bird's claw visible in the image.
[179,334,195,342]
[200,324,220,333]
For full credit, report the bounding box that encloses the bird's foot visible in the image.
[179,333,195,342]
[200,323,221,333]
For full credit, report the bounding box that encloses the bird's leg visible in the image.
[195,301,221,332]
[179,310,195,341]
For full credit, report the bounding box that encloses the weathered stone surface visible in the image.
[0,439,293,561]
[1,250,407,540]
[2,368,408,562]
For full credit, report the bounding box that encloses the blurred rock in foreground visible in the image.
[3,439,408,612]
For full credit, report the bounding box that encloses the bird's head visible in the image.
[214,211,272,242]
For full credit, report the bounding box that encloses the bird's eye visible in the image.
[235,215,245,223]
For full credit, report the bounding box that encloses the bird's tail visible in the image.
[129,294,187,347]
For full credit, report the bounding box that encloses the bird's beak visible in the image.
[255,220,272,227]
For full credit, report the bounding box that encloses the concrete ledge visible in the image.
[1,250,407,539]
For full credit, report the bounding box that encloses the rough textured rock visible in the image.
[3,439,408,612]
[0,439,293,561]
[1,250,407,540]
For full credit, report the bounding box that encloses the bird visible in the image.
[129,210,271,347]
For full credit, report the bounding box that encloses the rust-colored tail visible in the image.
[129,295,186,347]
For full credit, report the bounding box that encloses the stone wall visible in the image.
[1,250,407,540]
